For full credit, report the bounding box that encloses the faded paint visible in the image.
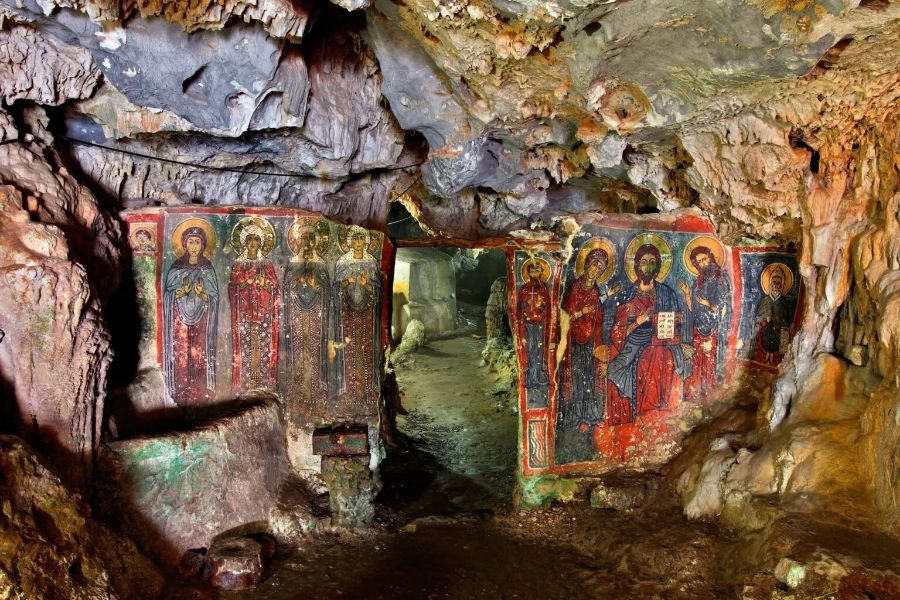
[510,214,800,496]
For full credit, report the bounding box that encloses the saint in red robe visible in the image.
[229,260,280,394]
[517,278,551,408]
[559,277,607,426]
[607,284,687,422]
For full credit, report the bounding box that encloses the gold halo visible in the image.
[624,233,672,283]
[129,225,155,243]
[287,218,316,256]
[231,216,277,258]
[521,256,552,284]
[760,262,793,296]
[171,218,216,260]
[683,235,726,277]
[574,237,617,283]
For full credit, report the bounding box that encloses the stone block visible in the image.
[321,455,375,528]
[590,479,656,512]
[393,248,456,338]
[774,558,807,589]
[96,396,290,567]
[204,536,270,591]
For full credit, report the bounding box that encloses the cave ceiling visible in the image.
[0,0,896,239]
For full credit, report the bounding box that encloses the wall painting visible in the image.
[510,215,801,478]
[124,207,393,429]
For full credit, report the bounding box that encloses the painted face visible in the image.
[351,234,366,252]
[186,235,203,260]
[317,233,330,254]
[586,258,604,281]
[246,235,262,256]
[771,275,784,298]
[696,253,711,271]
[638,253,658,282]
[527,263,541,281]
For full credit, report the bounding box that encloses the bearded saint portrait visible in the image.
[677,240,732,400]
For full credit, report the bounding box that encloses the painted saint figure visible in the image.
[607,240,692,423]
[283,221,331,408]
[131,227,155,255]
[228,217,280,394]
[517,258,552,408]
[754,264,793,365]
[334,226,382,409]
[677,240,732,400]
[560,244,620,429]
[163,221,219,407]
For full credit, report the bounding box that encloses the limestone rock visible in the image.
[393,318,426,364]
[590,481,652,512]
[677,438,738,521]
[0,436,165,599]
[774,558,807,589]
[321,455,376,528]
[26,0,310,40]
[0,25,99,105]
[95,395,291,566]
[0,184,112,487]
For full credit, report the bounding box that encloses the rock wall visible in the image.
[0,435,165,598]
[0,21,120,487]
[392,248,456,339]
[669,28,900,537]
[95,396,291,567]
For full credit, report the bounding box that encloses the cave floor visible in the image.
[220,328,900,600]
[222,497,900,600]
[379,330,518,519]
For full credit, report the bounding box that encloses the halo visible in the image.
[129,225,155,243]
[313,220,332,258]
[624,232,672,283]
[171,218,216,260]
[231,216,277,258]
[574,237,617,283]
[683,235,726,277]
[521,256,552,284]
[287,218,316,256]
[760,262,793,296]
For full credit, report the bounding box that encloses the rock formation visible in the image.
[0,0,896,595]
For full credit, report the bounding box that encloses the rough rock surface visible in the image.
[203,535,271,590]
[321,455,376,528]
[0,435,165,599]
[0,102,119,488]
[95,396,291,566]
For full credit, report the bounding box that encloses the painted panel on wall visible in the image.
[124,207,392,427]
[511,215,801,477]
[734,249,802,370]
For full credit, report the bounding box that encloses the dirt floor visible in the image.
[224,322,900,600]
[379,330,518,519]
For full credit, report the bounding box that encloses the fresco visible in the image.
[126,220,160,367]
[734,249,801,370]
[513,254,557,410]
[124,207,392,426]
[510,215,801,477]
